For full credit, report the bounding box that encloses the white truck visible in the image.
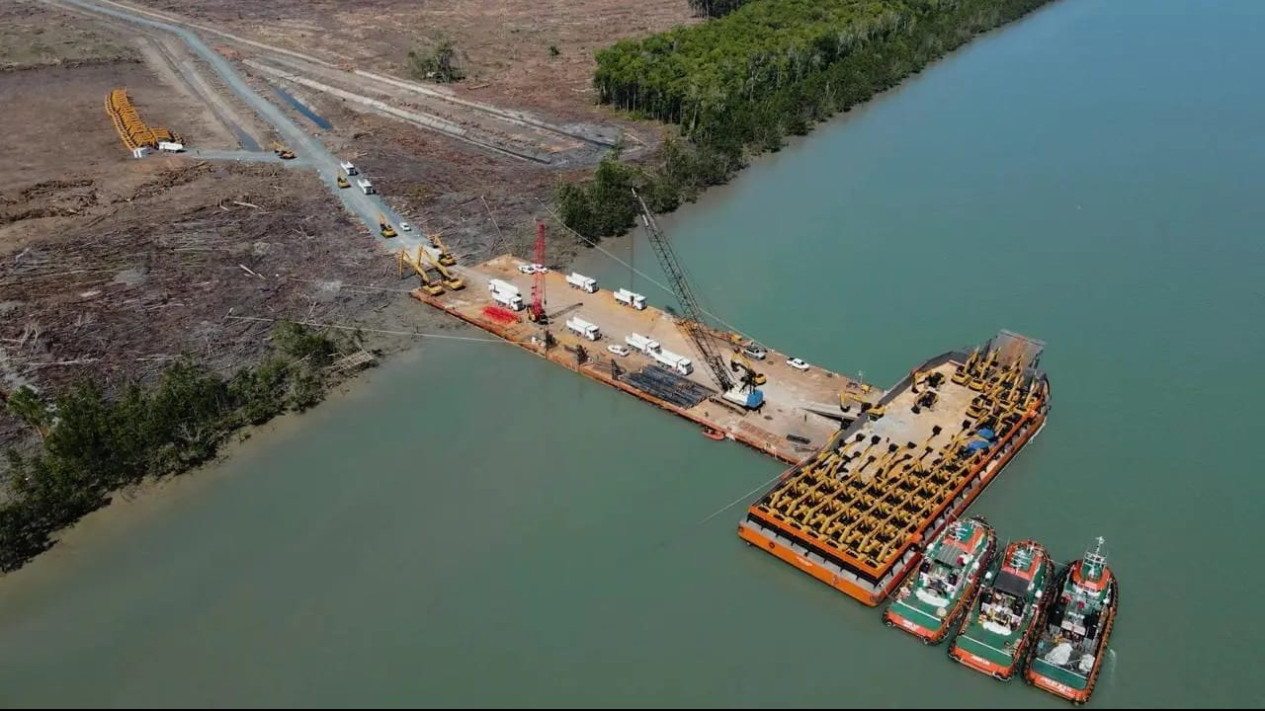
[356,178,376,195]
[488,279,520,297]
[565,272,598,293]
[653,348,694,376]
[613,288,646,310]
[339,161,359,176]
[492,289,525,311]
[157,141,185,153]
[489,278,525,311]
[565,317,601,341]
[624,333,661,355]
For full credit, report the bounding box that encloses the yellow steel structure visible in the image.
[754,343,1047,572]
[421,249,465,290]
[398,247,443,296]
[105,88,180,152]
[426,232,458,267]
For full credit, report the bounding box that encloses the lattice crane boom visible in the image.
[632,189,733,392]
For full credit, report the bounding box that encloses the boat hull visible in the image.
[883,521,998,645]
[948,540,1054,681]
[1025,577,1119,704]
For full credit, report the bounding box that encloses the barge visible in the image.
[737,331,1050,606]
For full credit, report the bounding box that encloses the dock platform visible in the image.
[412,255,881,464]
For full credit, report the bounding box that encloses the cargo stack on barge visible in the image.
[737,331,1050,606]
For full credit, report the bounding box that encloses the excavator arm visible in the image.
[421,249,465,290]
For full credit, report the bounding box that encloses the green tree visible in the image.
[6,386,52,440]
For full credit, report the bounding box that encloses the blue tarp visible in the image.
[977,427,997,441]
[966,439,990,452]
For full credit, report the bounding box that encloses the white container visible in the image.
[339,161,359,176]
[488,278,520,297]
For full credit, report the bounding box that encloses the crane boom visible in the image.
[633,189,733,392]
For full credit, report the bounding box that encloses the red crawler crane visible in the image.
[530,220,547,323]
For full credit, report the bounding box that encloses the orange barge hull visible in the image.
[739,407,1045,607]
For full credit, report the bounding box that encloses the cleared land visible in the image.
[0,1,137,71]
[131,0,696,119]
[1,0,692,452]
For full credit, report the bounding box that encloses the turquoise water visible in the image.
[2,0,1264,706]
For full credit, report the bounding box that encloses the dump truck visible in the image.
[339,161,359,176]
[357,179,376,195]
[625,333,660,355]
[566,272,598,293]
[492,288,525,311]
[565,317,601,341]
[614,288,646,310]
[653,348,693,376]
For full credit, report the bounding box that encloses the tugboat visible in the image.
[883,516,997,644]
[1025,537,1118,704]
[948,539,1053,680]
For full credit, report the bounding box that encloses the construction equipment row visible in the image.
[398,246,464,295]
[105,88,182,153]
[751,340,1049,576]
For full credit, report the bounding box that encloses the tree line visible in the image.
[0,322,361,572]
[558,0,1053,239]
[687,0,754,18]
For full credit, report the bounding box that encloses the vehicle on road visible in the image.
[787,357,810,371]
[607,344,631,357]
[518,263,549,274]
[336,175,350,189]
[399,221,413,232]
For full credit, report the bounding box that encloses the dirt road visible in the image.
[49,0,436,256]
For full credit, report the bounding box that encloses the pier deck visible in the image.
[414,255,882,464]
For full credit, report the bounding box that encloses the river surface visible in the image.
[2,0,1263,707]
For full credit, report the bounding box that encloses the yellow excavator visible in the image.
[421,249,464,290]
[427,232,458,267]
[272,141,295,160]
[378,214,397,239]
[336,174,350,189]
[730,350,767,386]
[398,247,443,296]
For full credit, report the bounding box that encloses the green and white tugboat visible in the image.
[948,538,1053,680]
[1025,537,1119,704]
[883,516,997,644]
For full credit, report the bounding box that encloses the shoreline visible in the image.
[0,345,427,596]
[0,0,1062,580]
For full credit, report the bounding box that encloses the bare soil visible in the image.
[3,0,690,452]
[1,1,138,71]
[131,0,697,120]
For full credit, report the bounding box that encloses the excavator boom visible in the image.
[422,249,465,290]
